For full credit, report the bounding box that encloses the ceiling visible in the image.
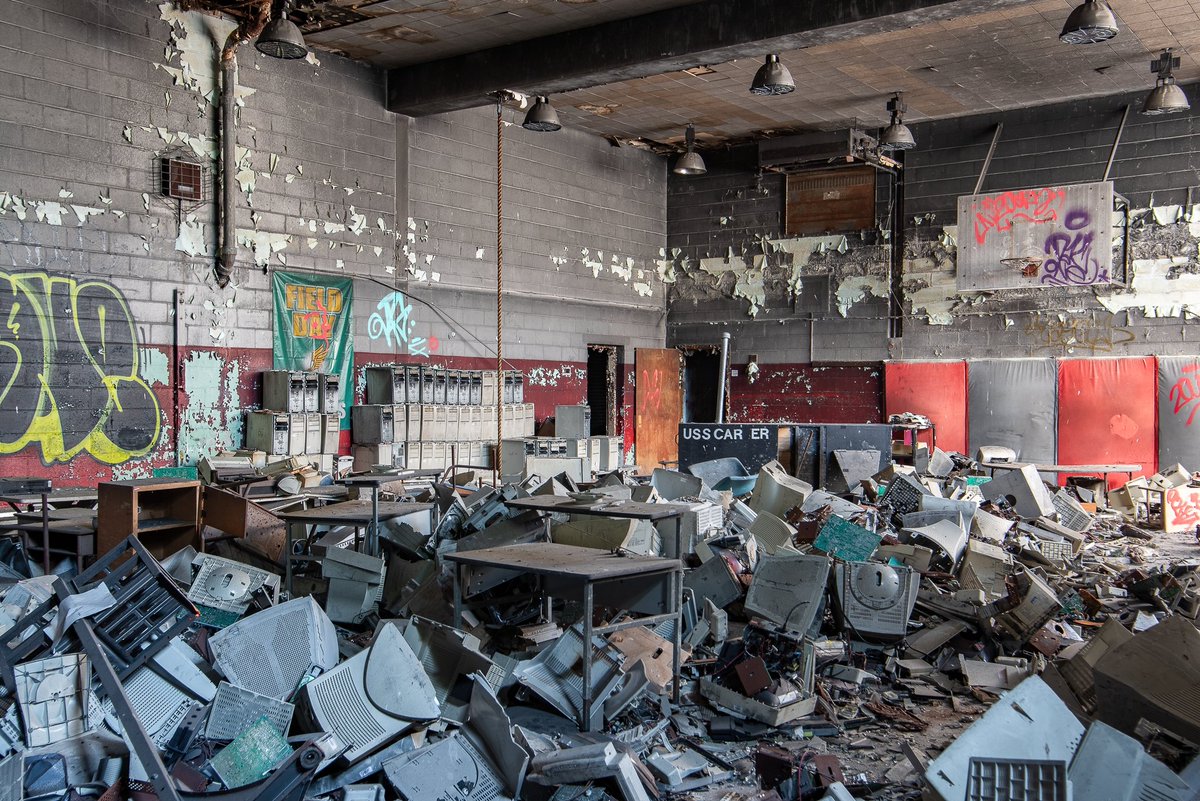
[291,0,1200,146]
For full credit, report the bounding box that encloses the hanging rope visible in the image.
[495,98,504,477]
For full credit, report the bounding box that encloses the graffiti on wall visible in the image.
[1165,486,1200,532]
[957,181,1114,291]
[1169,364,1200,427]
[1025,317,1134,355]
[0,271,161,464]
[367,291,437,357]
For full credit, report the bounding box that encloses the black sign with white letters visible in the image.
[678,424,777,472]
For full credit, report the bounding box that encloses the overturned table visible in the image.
[445,542,683,731]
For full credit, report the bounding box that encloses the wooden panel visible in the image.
[635,348,682,475]
[786,166,876,236]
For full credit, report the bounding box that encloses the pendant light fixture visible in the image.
[522,96,562,131]
[1142,49,1190,115]
[1059,0,1119,44]
[255,0,308,59]
[880,93,916,151]
[673,124,706,175]
[750,54,795,95]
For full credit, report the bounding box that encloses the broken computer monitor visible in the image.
[383,675,526,801]
[743,554,830,637]
[209,596,339,701]
[297,621,439,763]
[834,561,919,641]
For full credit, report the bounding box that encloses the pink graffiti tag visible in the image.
[973,187,1068,245]
[1170,364,1200,426]
[641,368,663,412]
[1167,487,1200,528]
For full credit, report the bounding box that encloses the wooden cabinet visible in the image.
[97,478,201,559]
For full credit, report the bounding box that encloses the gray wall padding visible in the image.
[968,359,1057,463]
[1158,356,1200,470]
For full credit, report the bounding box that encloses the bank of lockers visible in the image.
[420,365,436,404]
[351,405,394,444]
[319,373,341,416]
[246,411,339,455]
[555,405,592,439]
[262,371,306,413]
[365,367,404,405]
[302,374,319,412]
[431,369,445,404]
[246,411,291,455]
[353,443,405,473]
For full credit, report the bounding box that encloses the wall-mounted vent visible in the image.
[160,156,204,202]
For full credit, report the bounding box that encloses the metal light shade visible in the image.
[673,123,707,175]
[255,16,307,59]
[1059,0,1118,44]
[1143,80,1190,115]
[673,149,707,175]
[880,93,916,151]
[523,96,561,131]
[880,121,916,150]
[750,54,795,95]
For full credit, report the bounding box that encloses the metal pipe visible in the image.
[217,53,238,288]
[216,2,271,288]
[172,288,181,466]
[715,331,730,423]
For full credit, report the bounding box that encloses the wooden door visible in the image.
[634,348,682,474]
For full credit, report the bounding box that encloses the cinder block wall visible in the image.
[666,88,1200,422]
[0,0,667,482]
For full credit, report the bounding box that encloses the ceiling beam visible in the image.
[386,0,1036,116]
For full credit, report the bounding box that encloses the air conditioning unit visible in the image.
[759,129,891,172]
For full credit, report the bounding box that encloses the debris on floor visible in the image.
[2,431,1200,801]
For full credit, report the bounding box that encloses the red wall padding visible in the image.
[1057,358,1156,487]
[884,361,968,454]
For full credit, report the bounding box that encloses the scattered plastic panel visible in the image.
[206,681,295,741]
[925,678,1084,801]
[15,653,91,747]
[966,758,1069,801]
[187,553,280,627]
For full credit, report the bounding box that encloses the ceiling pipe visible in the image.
[217,1,272,288]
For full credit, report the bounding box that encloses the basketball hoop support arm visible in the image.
[973,123,1004,196]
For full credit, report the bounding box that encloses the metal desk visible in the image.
[276,500,434,594]
[445,542,683,732]
[341,470,443,555]
[981,462,1141,488]
[0,489,99,573]
[503,496,690,560]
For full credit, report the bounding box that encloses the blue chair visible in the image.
[686,457,757,496]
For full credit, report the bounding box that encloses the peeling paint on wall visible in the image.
[181,351,243,464]
[140,347,171,387]
[835,275,888,317]
[1098,257,1200,317]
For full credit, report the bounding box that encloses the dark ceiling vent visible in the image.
[759,129,894,173]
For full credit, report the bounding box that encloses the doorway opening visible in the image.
[681,347,721,423]
[586,344,621,436]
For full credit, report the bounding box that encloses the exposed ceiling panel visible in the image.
[302,0,703,66]
[283,0,1200,144]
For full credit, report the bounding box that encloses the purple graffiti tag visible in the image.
[1040,208,1107,286]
